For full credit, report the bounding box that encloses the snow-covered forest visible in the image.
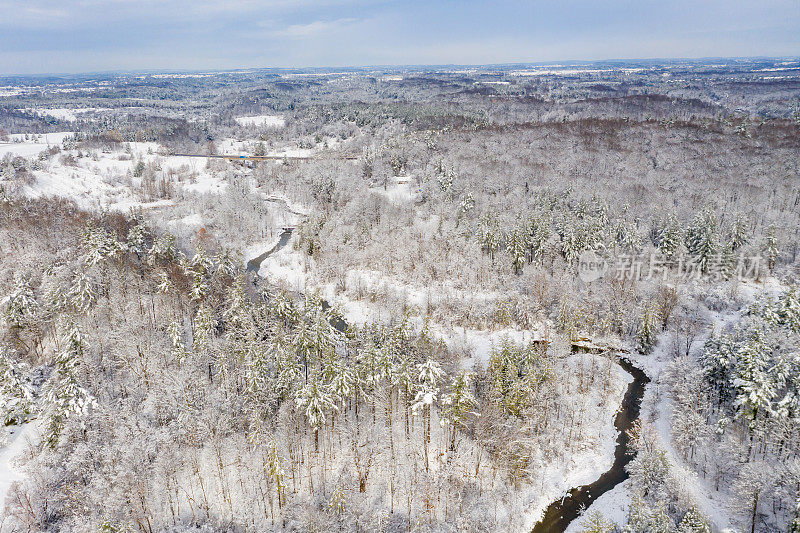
[0,59,799,532]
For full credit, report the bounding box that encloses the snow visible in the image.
[251,218,628,532]
[509,68,614,76]
[519,353,633,530]
[17,108,112,122]
[426,322,550,368]
[0,422,40,512]
[257,236,311,292]
[243,235,283,264]
[570,280,784,532]
[0,132,74,158]
[235,115,286,128]
[269,147,315,158]
[370,176,418,204]
[172,213,204,227]
[1,134,234,211]
[565,480,632,532]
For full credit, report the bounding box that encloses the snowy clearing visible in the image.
[234,115,286,128]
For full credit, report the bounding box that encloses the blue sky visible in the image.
[0,0,798,75]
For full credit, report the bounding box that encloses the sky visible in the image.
[0,0,798,75]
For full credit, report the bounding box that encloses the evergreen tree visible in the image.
[526,214,551,264]
[148,232,177,265]
[579,510,615,533]
[295,373,337,451]
[440,371,477,450]
[677,507,711,533]
[658,213,684,258]
[82,226,123,267]
[732,328,774,425]
[764,224,779,271]
[623,495,674,533]
[193,304,216,354]
[126,224,148,257]
[637,305,658,354]
[166,320,187,362]
[0,347,36,425]
[730,214,750,250]
[68,271,97,312]
[478,216,502,261]
[506,227,528,274]
[685,209,718,273]
[45,324,96,446]
[3,276,37,329]
[701,331,735,405]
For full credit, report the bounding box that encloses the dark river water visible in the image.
[531,357,649,532]
[246,222,649,533]
[245,227,294,273]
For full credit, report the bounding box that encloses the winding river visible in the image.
[532,357,649,532]
[245,227,294,274]
[245,209,650,533]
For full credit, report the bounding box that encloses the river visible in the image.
[245,213,649,533]
[532,357,649,532]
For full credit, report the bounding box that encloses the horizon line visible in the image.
[2,55,799,79]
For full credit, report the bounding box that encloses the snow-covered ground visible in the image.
[17,108,112,122]
[0,132,74,158]
[369,176,419,204]
[519,353,632,530]
[254,222,631,531]
[0,422,40,515]
[234,115,286,128]
[569,279,784,532]
[565,479,632,533]
[1,135,228,210]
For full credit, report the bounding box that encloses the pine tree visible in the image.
[685,209,718,273]
[778,286,800,333]
[615,217,641,251]
[45,324,96,446]
[148,232,177,265]
[215,248,241,279]
[623,495,674,533]
[412,360,443,469]
[579,510,615,533]
[764,224,779,271]
[68,271,97,312]
[272,345,301,401]
[295,373,337,452]
[526,214,551,263]
[506,228,528,274]
[478,216,501,261]
[0,348,36,425]
[440,371,477,451]
[126,224,148,257]
[730,214,750,250]
[224,277,251,334]
[701,331,735,405]
[356,342,389,392]
[82,226,123,267]
[193,304,216,354]
[3,276,37,329]
[677,507,711,533]
[167,320,187,362]
[457,192,475,220]
[637,305,658,354]
[156,272,173,294]
[412,360,444,418]
[326,357,355,407]
[732,328,775,426]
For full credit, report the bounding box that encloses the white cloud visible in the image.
[0,1,69,26]
[271,17,357,37]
